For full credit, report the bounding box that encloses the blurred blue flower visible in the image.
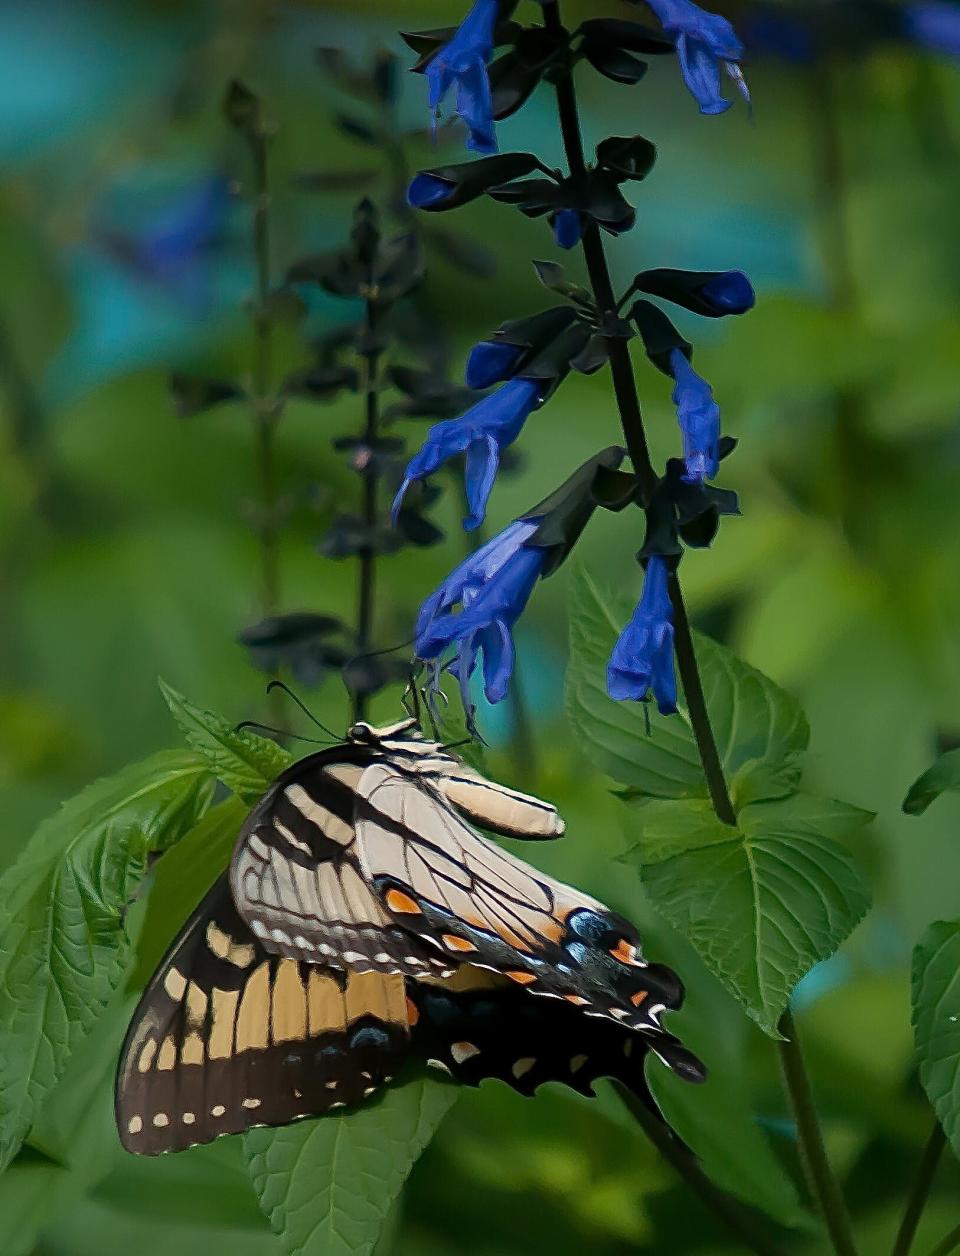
[133,175,230,281]
[669,348,721,482]
[465,339,524,389]
[393,377,541,531]
[643,0,749,114]
[906,1,960,54]
[699,269,755,315]
[607,556,678,713]
[426,0,498,153]
[415,518,546,708]
[552,208,583,250]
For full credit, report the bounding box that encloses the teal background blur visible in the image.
[2,1,960,1253]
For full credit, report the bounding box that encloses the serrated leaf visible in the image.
[245,1080,457,1256]
[623,794,872,1035]
[131,797,247,986]
[0,751,214,1171]
[565,563,808,804]
[903,748,960,815]
[159,679,293,803]
[912,920,960,1158]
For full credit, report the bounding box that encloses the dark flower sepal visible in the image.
[532,260,594,308]
[238,612,350,687]
[639,447,740,558]
[630,298,692,374]
[408,152,543,212]
[519,321,592,400]
[577,17,676,55]
[489,169,635,237]
[317,514,404,559]
[490,23,569,119]
[629,267,755,317]
[288,216,422,304]
[169,374,243,418]
[400,7,522,71]
[596,135,658,182]
[524,445,626,576]
[386,366,480,420]
[282,364,358,403]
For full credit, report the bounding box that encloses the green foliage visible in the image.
[159,679,293,801]
[0,751,214,1172]
[566,563,808,806]
[567,563,873,1035]
[903,748,960,816]
[912,920,960,1159]
[245,1080,458,1256]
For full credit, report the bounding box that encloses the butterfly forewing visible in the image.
[116,875,410,1155]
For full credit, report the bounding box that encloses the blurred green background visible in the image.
[3,1,960,1253]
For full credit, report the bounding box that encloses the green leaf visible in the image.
[623,793,872,1035]
[244,1080,458,1256]
[912,920,960,1158]
[0,1149,73,1256]
[0,750,214,1172]
[566,564,808,805]
[159,679,293,803]
[903,748,960,815]
[131,797,248,987]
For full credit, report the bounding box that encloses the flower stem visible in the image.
[542,0,737,828]
[614,1083,785,1256]
[352,299,381,723]
[778,1009,859,1256]
[249,119,280,620]
[928,1224,960,1256]
[891,1121,947,1256]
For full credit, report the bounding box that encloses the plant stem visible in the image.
[542,0,736,828]
[615,1084,785,1256]
[352,300,381,723]
[928,1224,960,1256]
[891,1122,947,1256]
[778,1009,859,1256]
[249,120,280,620]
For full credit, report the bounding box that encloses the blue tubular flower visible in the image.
[906,1,960,54]
[699,270,755,315]
[643,0,748,115]
[669,348,720,483]
[426,0,499,154]
[552,208,583,250]
[135,175,230,278]
[607,557,677,713]
[407,173,456,209]
[465,339,525,389]
[393,377,541,531]
[415,519,546,708]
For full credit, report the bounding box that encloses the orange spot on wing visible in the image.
[611,939,642,966]
[630,990,648,1008]
[563,994,589,1006]
[386,888,421,915]
[505,970,537,986]
[442,934,478,953]
[405,997,420,1026]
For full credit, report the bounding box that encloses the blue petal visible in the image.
[700,270,755,315]
[463,433,500,531]
[407,173,454,209]
[670,349,720,482]
[479,620,515,703]
[606,557,677,713]
[907,1,960,54]
[552,208,583,250]
[455,57,497,153]
[465,340,523,389]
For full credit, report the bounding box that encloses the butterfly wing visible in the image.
[356,765,687,1044]
[229,756,449,978]
[116,874,410,1155]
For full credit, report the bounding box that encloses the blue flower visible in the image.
[643,0,749,115]
[906,2,960,55]
[465,339,525,389]
[135,175,230,280]
[669,348,720,483]
[552,208,583,250]
[426,0,499,154]
[607,557,677,713]
[393,377,541,531]
[415,518,546,708]
[699,270,755,315]
[407,173,457,209]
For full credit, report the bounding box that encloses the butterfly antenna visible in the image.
[265,680,340,740]
[235,720,332,747]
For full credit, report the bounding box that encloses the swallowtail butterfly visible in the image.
[116,718,705,1154]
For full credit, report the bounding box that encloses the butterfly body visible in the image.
[117,718,704,1155]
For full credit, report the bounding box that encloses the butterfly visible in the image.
[116,717,705,1155]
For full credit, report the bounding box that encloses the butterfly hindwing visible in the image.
[355,764,687,1038]
[116,875,410,1155]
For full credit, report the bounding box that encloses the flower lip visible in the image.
[669,348,720,483]
[552,208,583,250]
[606,556,678,714]
[642,0,748,115]
[425,0,499,153]
[465,340,525,390]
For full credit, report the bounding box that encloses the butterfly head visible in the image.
[347,718,420,746]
